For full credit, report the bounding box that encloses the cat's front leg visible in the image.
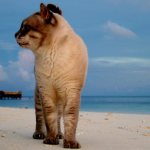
[33,86,45,140]
[39,89,59,145]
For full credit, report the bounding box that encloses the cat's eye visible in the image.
[22,25,31,32]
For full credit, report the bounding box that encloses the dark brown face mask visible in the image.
[15,23,31,39]
[15,3,63,50]
[15,3,62,39]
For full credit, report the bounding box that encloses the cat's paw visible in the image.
[64,139,81,149]
[43,136,59,145]
[33,131,45,139]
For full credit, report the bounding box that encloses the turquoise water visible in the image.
[0,96,150,114]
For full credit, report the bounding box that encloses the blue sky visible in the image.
[0,0,150,96]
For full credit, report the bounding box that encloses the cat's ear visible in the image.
[40,3,51,20]
[40,3,56,24]
[47,4,62,15]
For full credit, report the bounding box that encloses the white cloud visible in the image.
[9,50,35,81]
[90,57,150,67]
[103,21,137,38]
[88,56,150,95]
[0,65,8,81]
[0,50,35,93]
[0,40,17,51]
[17,50,34,72]
[19,68,32,81]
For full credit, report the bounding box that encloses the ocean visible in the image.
[0,96,150,114]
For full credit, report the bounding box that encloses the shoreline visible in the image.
[1,96,150,115]
[1,106,150,115]
[0,107,150,150]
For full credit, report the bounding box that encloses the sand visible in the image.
[0,107,150,150]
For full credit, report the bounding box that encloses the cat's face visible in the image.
[15,14,46,51]
[15,3,62,51]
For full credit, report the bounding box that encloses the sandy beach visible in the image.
[0,107,150,150]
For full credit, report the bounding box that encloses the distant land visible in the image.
[0,91,22,99]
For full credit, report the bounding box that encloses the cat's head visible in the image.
[15,3,62,52]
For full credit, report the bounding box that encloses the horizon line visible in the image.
[23,95,150,97]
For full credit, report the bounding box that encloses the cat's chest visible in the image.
[35,55,56,78]
[34,54,65,80]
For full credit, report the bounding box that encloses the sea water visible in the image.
[0,96,150,114]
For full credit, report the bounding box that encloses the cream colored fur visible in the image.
[15,4,88,148]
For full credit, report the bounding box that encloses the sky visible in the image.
[0,0,150,96]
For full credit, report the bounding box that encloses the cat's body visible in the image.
[15,3,88,149]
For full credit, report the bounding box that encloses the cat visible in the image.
[15,3,88,149]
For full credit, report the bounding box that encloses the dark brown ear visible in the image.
[40,3,54,23]
[47,4,62,15]
[40,3,50,19]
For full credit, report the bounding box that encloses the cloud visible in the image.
[0,40,17,51]
[8,50,35,81]
[0,50,35,94]
[87,56,150,95]
[0,65,8,81]
[103,21,137,39]
[0,49,35,94]
[90,57,150,67]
